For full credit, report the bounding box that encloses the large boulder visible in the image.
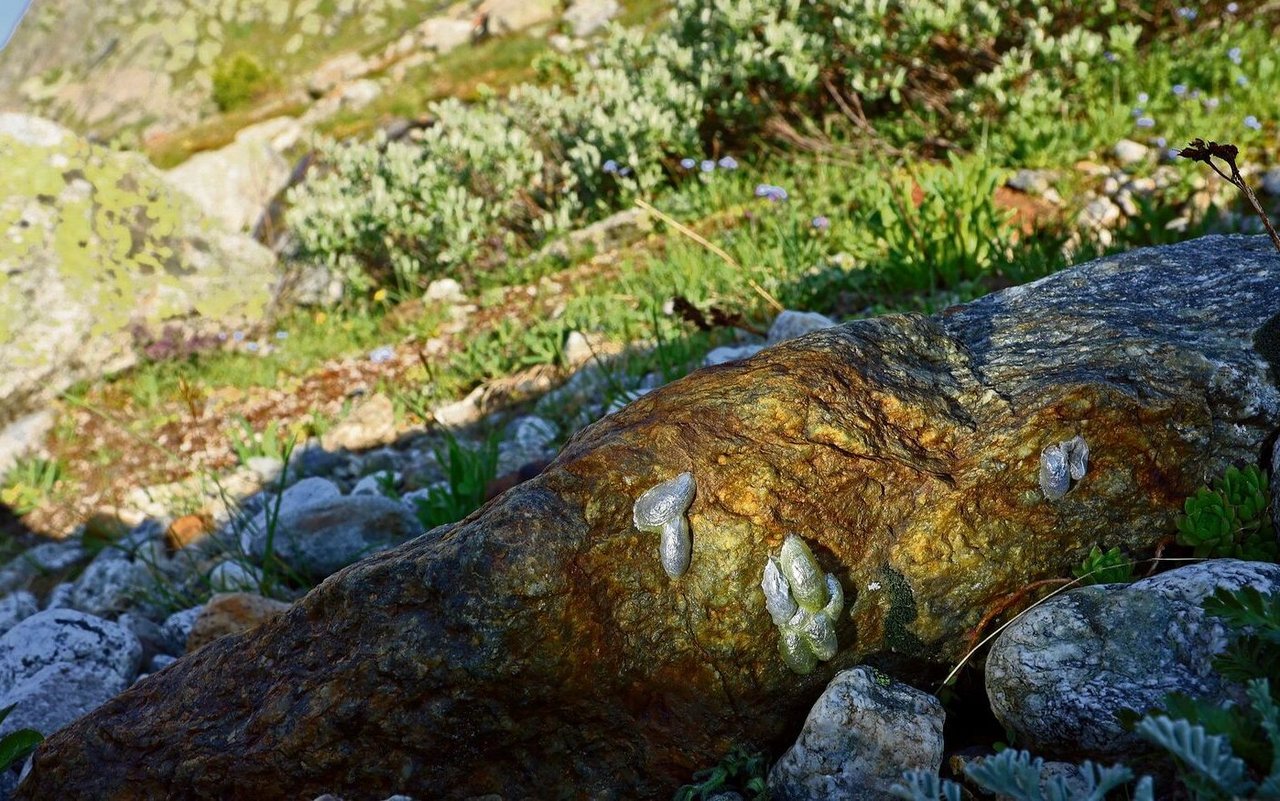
[0,114,277,432]
[163,117,298,233]
[17,237,1280,799]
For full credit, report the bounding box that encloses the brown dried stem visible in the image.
[1179,138,1280,253]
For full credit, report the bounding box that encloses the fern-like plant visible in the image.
[892,750,1154,801]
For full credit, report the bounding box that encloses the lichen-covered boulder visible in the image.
[0,609,143,741]
[17,237,1280,799]
[768,666,944,801]
[0,113,277,432]
[986,559,1280,760]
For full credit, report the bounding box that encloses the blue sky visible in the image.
[0,0,30,52]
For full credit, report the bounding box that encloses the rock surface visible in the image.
[767,666,944,801]
[986,559,1280,759]
[0,114,277,430]
[0,609,142,737]
[237,489,421,576]
[18,236,1280,799]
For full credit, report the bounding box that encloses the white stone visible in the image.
[160,606,203,655]
[703,344,764,367]
[564,0,620,36]
[164,132,292,232]
[69,552,154,617]
[0,113,68,147]
[1112,138,1150,167]
[0,408,55,477]
[767,310,837,345]
[0,608,142,690]
[208,559,263,593]
[425,277,466,304]
[418,18,474,53]
[0,591,38,637]
[768,666,945,801]
[352,470,401,496]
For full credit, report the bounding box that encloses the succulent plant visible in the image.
[761,535,845,675]
[1177,466,1275,560]
[1216,465,1269,524]
[633,472,697,579]
[1177,488,1238,557]
[1073,545,1135,585]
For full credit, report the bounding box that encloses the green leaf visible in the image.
[0,728,42,772]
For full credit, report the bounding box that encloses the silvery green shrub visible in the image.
[287,1,1210,294]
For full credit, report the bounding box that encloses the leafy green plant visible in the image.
[1130,585,1280,798]
[0,457,65,516]
[211,53,273,112]
[673,746,767,801]
[894,750,1153,801]
[1073,546,1135,586]
[411,431,501,531]
[866,154,1015,293]
[1176,466,1275,560]
[0,704,42,772]
[226,417,286,466]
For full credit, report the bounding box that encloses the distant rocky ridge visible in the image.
[16,235,1280,798]
[0,0,617,146]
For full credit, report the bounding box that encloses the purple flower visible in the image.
[217,332,228,342]
[1177,7,1197,20]
[717,156,739,170]
[1203,96,1220,110]
[369,346,395,364]
[1245,115,1262,131]
[1228,47,1242,65]
[811,216,830,230]
[232,330,245,342]
[1172,84,1188,96]
[1136,116,1155,128]
[1104,51,1118,63]
[275,330,288,340]
[619,166,632,176]
[754,184,789,203]
[700,160,716,173]
[1237,75,1249,87]
[1154,136,1167,148]
[602,159,619,174]
[245,342,260,353]
[1138,92,1149,104]
[1227,2,1239,12]
[680,158,696,170]
[1131,107,1145,118]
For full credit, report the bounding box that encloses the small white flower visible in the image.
[867,581,882,591]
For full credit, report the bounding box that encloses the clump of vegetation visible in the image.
[674,745,768,801]
[1073,546,1135,586]
[1176,465,1275,561]
[292,2,1260,296]
[1,457,65,517]
[211,53,273,112]
[410,431,501,531]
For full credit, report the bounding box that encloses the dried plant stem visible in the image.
[634,198,785,313]
[1204,159,1280,253]
[940,555,1210,690]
